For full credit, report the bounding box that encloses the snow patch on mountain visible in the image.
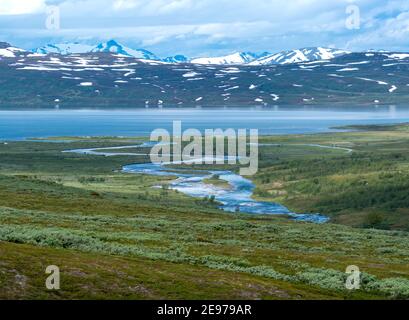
[0,42,26,58]
[191,52,268,65]
[356,77,388,85]
[183,71,201,78]
[79,82,93,87]
[34,43,94,55]
[163,55,189,63]
[0,49,15,58]
[249,47,350,66]
[91,40,159,60]
[33,40,159,60]
[337,67,359,72]
[386,53,409,60]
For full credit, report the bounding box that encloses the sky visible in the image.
[0,0,409,58]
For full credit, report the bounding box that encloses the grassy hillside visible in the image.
[254,123,409,230]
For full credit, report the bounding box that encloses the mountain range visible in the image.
[30,40,350,66]
[2,39,409,108]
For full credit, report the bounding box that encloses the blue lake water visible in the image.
[1,106,409,140]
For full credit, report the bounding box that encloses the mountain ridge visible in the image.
[2,45,409,108]
[31,40,354,65]
[0,42,26,58]
[90,40,158,60]
[190,52,270,65]
[249,47,351,65]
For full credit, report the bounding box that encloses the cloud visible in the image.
[346,11,409,51]
[0,0,46,15]
[1,0,409,55]
[113,0,194,14]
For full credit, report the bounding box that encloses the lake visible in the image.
[1,106,409,140]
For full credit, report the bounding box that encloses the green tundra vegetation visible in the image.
[1,124,409,299]
[254,123,409,230]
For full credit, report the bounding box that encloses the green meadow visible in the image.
[1,124,409,299]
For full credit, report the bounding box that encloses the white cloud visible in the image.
[346,11,409,51]
[2,0,409,55]
[113,0,139,11]
[112,0,194,14]
[0,0,46,15]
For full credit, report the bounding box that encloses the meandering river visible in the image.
[65,143,332,223]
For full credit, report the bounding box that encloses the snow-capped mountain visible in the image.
[189,48,348,66]
[33,43,95,55]
[91,40,158,60]
[249,47,350,65]
[191,52,269,65]
[163,55,189,63]
[33,40,159,60]
[0,42,26,58]
[29,41,351,66]
[367,49,390,53]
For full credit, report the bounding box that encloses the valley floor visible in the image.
[1,124,409,299]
